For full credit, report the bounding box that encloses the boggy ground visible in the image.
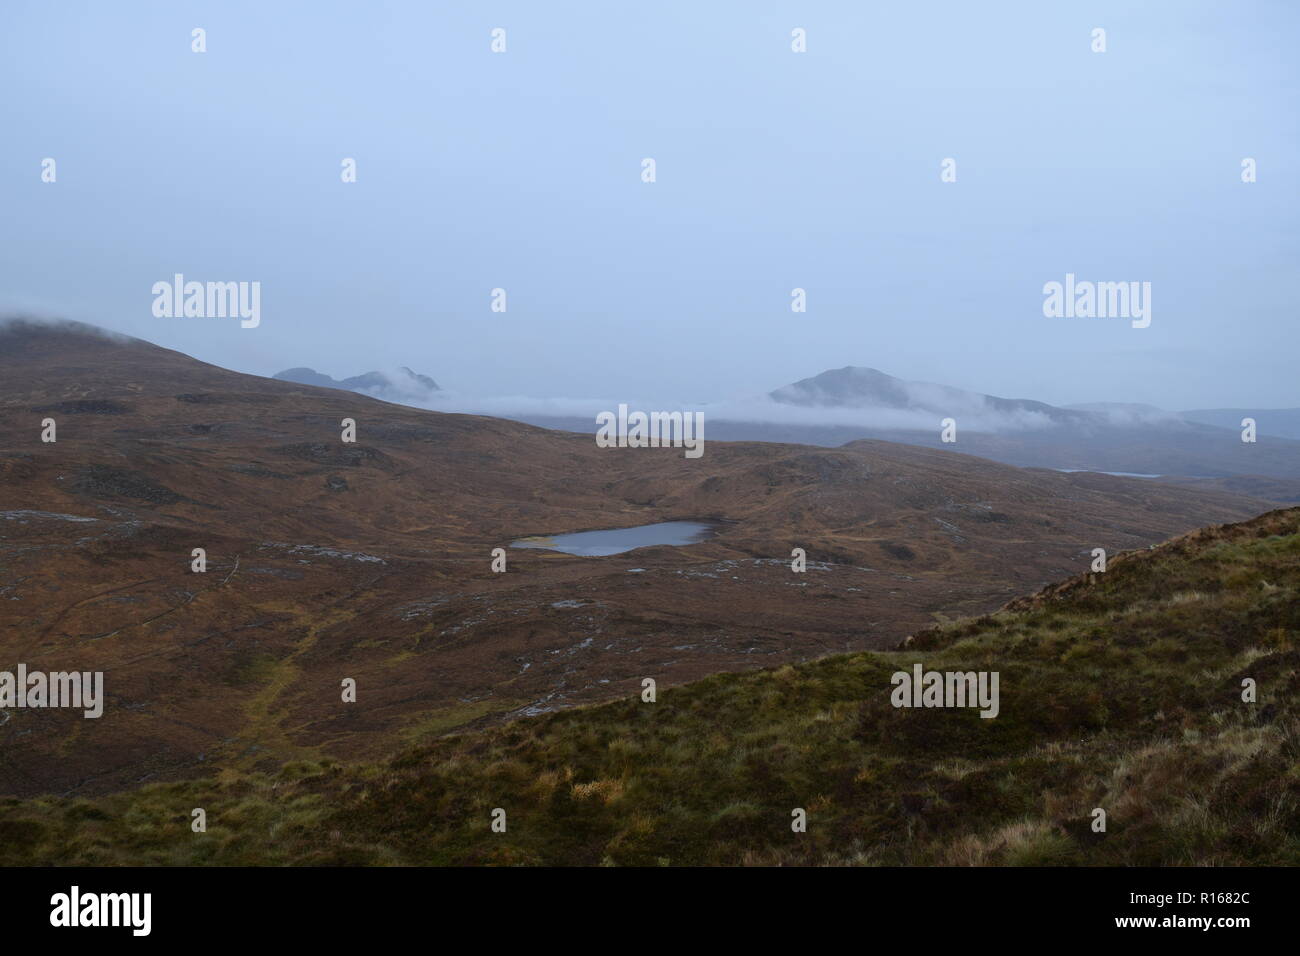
[0,321,1275,797]
[1,507,1295,865]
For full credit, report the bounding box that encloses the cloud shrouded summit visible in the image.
[768,366,1088,426]
[273,366,440,405]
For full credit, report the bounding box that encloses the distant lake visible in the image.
[511,521,716,557]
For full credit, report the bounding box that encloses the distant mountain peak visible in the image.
[398,367,439,391]
[273,367,338,388]
[273,365,440,400]
[770,366,1083,424]
[770,367,914,409]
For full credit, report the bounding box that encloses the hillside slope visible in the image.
[0,320,1277,798]
[2,507,1296,865]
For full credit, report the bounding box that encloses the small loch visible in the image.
[511,521,716,557]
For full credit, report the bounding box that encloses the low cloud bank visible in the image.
[406,391,1077,434]
[0,313,137,345]
[1064,402,1183,426]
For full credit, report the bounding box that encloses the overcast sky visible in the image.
[2,0,1297,409]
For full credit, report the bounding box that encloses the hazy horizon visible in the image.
[3,0,1297,409]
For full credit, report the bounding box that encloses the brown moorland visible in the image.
[0,320,1275,797]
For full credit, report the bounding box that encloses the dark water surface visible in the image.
[511,521,716,556]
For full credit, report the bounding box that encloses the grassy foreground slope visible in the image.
[3,508,1297,866]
